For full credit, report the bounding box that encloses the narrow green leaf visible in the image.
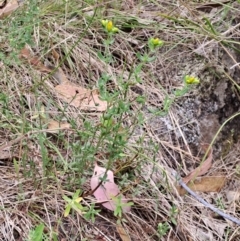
[31,223,44,241]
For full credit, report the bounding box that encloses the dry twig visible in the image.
[172,170,240,226]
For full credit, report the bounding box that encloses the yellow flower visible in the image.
[184,75,200,84]
[101,19,118,33]
[148,37,164,51]
[152,38,162,46]
[106,21,113,32]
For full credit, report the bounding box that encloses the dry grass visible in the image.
[0,0,240,240]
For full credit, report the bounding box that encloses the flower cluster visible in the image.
[148,37,164,51]
[184,75,200,84]
[101,20,119,34]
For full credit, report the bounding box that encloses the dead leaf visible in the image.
[51,42,60,63]
[116,224,131,241]
[20,47,52,73]
[47,120,71,133]
[20,47,68,83]
[183,146,213,184]
[55,84,107,111]
[0,0,19,19]
[90,163,131,213]
[52,67,70,84]
[19,47,31,59]
[20,47,106,111]
[48,44,70,84]
[177,176,226,195]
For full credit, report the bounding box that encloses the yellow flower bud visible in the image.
[152,38,161,46]
[106,21,113,32]
[184,75,200,84]
[101,19,119,34]
[148,37,164,51]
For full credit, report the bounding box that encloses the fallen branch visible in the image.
[172,170,240,226]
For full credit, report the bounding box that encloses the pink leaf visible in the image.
[90,163,131,213]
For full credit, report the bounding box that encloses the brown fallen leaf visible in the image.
[0,0,19,19]
[116,224,131,241]
[183,146,213,184]
[55,84,107,111]
[20,46,70,84]
[90,163,131,213]
[20,47,52,73]
[51,42,60,63]
[52,67,70,84]
[47,120,71,133]
[49,44,70,84]
[177,176,226,195]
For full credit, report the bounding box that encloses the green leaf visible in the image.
[31,223,44,241]
[136,52,143,60]
[73,189,81,199]
[174,86,190,97]
[146,56,156,62]
[63,195,72,203]
[64,204,71,217]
